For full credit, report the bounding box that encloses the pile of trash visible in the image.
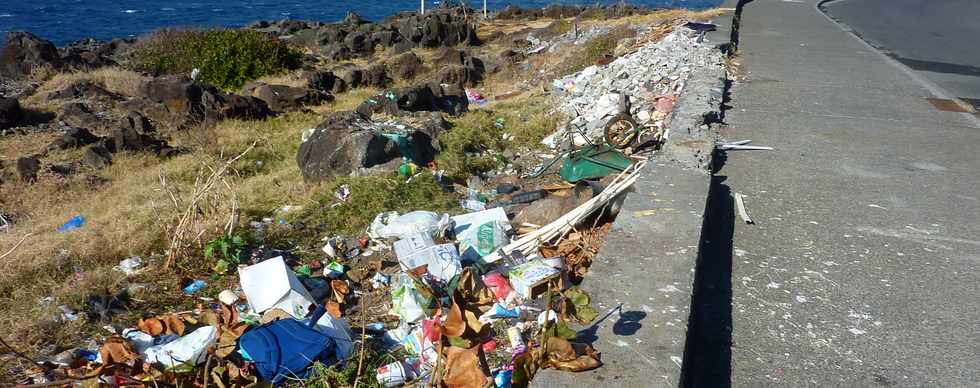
[547,24,723,148]
[23,159,645,387]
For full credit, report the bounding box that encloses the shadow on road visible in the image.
[680,150,735,388]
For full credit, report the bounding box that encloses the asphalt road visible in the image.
[718,0,980,386]
[822,0,980,109]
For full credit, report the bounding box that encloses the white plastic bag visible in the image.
[372,211,450,240]
[451,208,511,262]
[144,326,217,368]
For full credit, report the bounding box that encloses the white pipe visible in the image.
[485,161,647,263]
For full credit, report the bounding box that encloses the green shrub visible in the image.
[437,110,507,180]
[127,29,299,90]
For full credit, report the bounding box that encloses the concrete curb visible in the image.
[531,12,732,387]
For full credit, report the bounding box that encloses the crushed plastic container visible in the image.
[182,280,206,295]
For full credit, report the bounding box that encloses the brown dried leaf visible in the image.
[260,308,292,324]
[444,301,466,338]
[442,346,487,388]
[162,314,186,336]
[137,317,164,336]
[463,309,483,334]
[326,300,343,318]
[544,337,602,372]
[220,303,238,325]
[216,327,240,358]
[331,279,350,303]
[408,264,429,278]
[99,335,137,365]
[457,268,495,306]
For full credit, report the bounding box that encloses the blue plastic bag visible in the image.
[183,280,206,294]
[57,215,85,232]
[238,318,337,385]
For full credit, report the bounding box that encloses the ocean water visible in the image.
[0,0,723,46]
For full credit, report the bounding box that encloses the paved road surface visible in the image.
[822,0,980,109]
[710,0,980,386]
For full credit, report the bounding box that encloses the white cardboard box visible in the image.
[239,256,315,319]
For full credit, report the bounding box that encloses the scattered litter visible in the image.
[377,359,419,387]
[58,305,79,322]
[335,184,351,202]
[398,243,462,282]
[510,189,547,204]
[465,88,486,106]
[15,9,725,387]
[559,145,631,182]
[371,211,451,240]
[390,274,433,323]
[113,256,143,275]
[372,272,391,289]
[734,193,754,224]
[460,198,487,212]
[239,318,339,384]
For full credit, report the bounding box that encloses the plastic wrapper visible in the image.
[389,274,433,323]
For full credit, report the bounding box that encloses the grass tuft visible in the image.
[293,173,460,238]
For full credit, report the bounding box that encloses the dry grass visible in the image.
[0,108,325,369]
[614,7,728,27]
[255,70,309,89]
[23,67,149,110]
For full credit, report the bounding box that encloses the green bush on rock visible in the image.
[126,29,299,90]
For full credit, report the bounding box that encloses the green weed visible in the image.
[294,173,460,238]
[437,110,507,180]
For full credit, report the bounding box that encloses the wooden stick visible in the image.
[353,294,369,388]
[166,142,255,268]
[0,232,33,260]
